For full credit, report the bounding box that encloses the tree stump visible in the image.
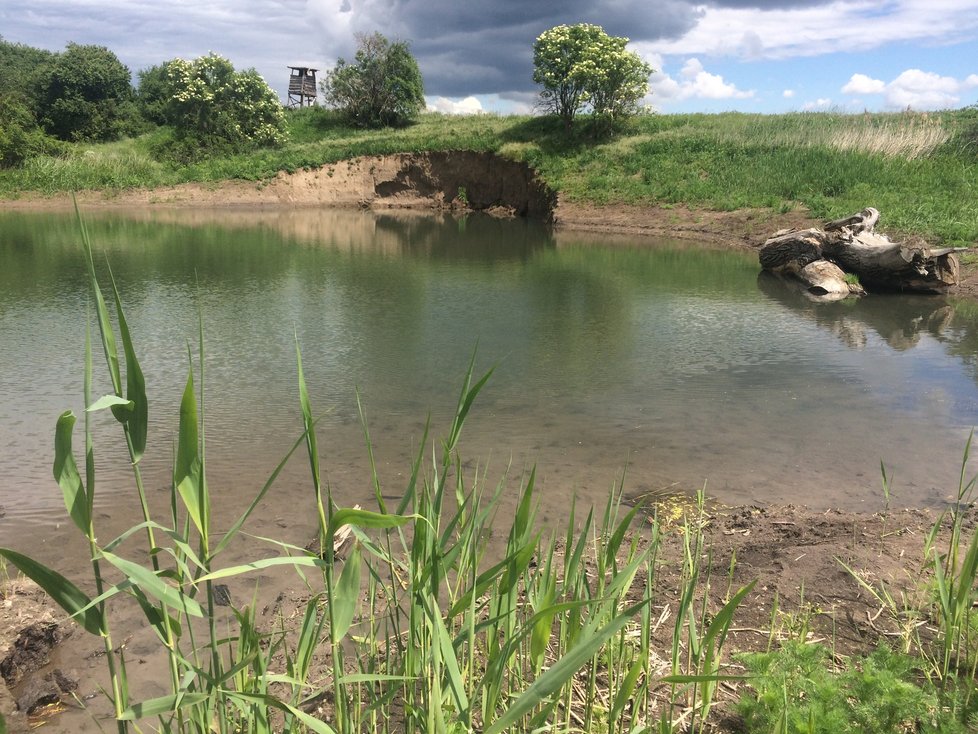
[758,207,967,296]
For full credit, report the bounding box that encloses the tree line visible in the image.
[0,23,652,168]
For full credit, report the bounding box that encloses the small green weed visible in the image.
[737,641,966,733]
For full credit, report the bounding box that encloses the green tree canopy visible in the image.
[37,43,133,142]
[0,36,58,106]
[136,62,175,126]
[321,32,425,128]
[155,53,287,160]
[533,24,653,132]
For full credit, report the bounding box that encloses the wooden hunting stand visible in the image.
[287,66,318,108]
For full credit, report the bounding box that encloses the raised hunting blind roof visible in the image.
[287,66,318,107]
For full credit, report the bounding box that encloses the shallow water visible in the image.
[1,207,977,550]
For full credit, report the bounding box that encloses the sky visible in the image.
[2,0,978,115]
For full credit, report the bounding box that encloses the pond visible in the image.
[1,207,977,555]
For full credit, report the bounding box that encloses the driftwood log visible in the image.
[759,207,966,298]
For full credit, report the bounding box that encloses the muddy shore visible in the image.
[1,154,976,731]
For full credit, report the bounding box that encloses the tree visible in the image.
[321,32,425,128]
[136,62,176,126]
[0,36,58,106]
[0,94,64,167]
[0,37,65,166]
[533,24,652,132]
[37,43,133,142]
[156,53,287,159]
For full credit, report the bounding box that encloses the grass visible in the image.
[1,107,977,245]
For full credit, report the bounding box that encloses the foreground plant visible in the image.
[737,642,966,734]
[839,441,978,728]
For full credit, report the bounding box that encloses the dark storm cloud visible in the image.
[706,0,834,6]
[0,0,843,101]
[333,0,704,96]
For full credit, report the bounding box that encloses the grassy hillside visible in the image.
[1,108,976,245]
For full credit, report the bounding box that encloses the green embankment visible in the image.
[1,108,976,245]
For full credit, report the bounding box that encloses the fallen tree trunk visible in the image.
[758,207,967,295]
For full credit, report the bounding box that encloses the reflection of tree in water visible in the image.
[372,212,552,262]
[940,299,978,384]
[757,272,955,352]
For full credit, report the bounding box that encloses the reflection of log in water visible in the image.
[757,271,954,351]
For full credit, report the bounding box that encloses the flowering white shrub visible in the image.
[161,53,287,154]
[533,24,652,132]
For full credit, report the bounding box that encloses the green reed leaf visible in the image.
[429,591,471,724]
[332,543,362,642]
[86,394,133,413]
[74,200,121,396]
[225,691,339,734]
[485,597,651,734]
[54,411,89,534]
[100,550,203,617]
[195,554,328,583]
[0,548,103,635]
[611,656,645,724]
[213,426,313,557]
[174,360,203,536]
[119,692,211,720]
[327,507,416,550]
[108,263,149,460]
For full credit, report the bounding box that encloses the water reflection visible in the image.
[1,208,977,541]
[757,272,957,352]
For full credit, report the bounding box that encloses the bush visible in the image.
[0,94,65,168]
[533,24,652,133]
[153,53,288,162]
[736,642,968,733]
[321,32,425,128]
[37,43,133,142]
[135,62,175,126]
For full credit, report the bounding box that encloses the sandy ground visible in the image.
[1,157,976,731]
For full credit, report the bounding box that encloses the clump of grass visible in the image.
[662,490,756,733]
[838,440,978,728]
[825,114,950,159]
[737,641,964,734]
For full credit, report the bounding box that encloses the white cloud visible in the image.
[649,57,755,102]
[427,95,484,115]
[782,89,795,98]
[652,1,978,62]
[802,98,832,110]
[841,68,978,109]
[842,73,886,95]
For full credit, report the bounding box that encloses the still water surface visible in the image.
[2,208,977,541]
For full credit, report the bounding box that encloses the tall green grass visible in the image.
[0,214,752,733]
